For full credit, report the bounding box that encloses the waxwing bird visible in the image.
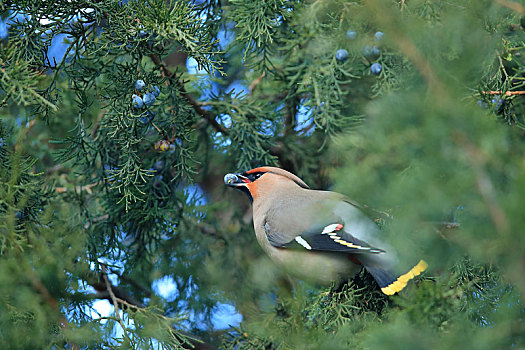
[224,166,427,295]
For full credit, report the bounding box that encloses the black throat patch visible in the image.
[238,186,253,203]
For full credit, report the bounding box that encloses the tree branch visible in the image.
[283,94,297,136]
[453,132,509,234]
[493,0,525,14]
[30,274,80,350]
[87,269,145,309]
[90,109,106,139]
[149,54,229,136]
[86,266,216,349]
[110,269,153,298]
[249,72,265,94]
[102,266,133,344]
[483,90,525,96]
[433,221,461,230]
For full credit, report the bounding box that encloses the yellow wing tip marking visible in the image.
[381,286,396,295]
[381,260,428,295]
[324,224,373,251]
[331,236,370,250]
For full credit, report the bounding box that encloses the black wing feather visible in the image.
[307,233,381,253]
[265,220,384,254]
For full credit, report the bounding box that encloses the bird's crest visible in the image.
[246,166,310,189]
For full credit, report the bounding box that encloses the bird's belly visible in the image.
[264,244,361,285]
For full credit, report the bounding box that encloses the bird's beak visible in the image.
[224,173,248,187]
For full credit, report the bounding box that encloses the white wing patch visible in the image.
[294,236,312,250]
[322,224,342,234]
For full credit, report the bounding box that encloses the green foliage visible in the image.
[1,0,525,349]
[0,43,58,111]
[229,0,292,69]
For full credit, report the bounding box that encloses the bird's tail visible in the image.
[364,260,428,295]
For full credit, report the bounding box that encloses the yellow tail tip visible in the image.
[381,260,428,295]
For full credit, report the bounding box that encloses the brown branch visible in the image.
[83,214,109,229]
[91,292,140,312]
[88,272,145,309]
[453,132,509,234]
[56,182,98,194]
[92,214,109,223]
[284,94,298,135]
[193,221,220,237]
[90,109,106,139]
[87,267,215,349]
[23,119,37,136]
[150,121,172,141]
[14,119,38,152]
[482,90,525,96]
[183,87,229,135]
[31,274,80,350]
[249,72,265,94]
[110,269,153,298]
[493,0,525,14]
[102,266,133,344]
[297,120,316,136]
[149,54,229,135]
[32,276,58,310]
[45,163,63,175]
[432,221,461,230]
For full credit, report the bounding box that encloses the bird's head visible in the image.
[224,166,309,203]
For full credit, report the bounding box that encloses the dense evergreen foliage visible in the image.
[1,0,524,348]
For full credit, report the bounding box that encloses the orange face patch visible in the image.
[245,182,258,198]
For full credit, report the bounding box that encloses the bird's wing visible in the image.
[265,220,384,254]
[263,193,426,295]
[264,197,385,254]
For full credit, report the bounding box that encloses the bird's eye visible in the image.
[247,172,264,182]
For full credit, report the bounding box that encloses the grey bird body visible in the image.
[251,173,391,284]
[225,166,427,294]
